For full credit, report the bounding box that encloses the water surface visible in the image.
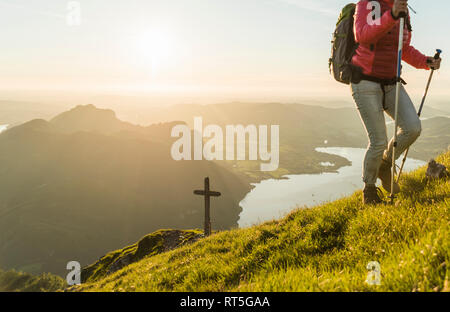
[0,125,8,133]
[238,147,426,228]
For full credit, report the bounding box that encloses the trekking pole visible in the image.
[396,49,442,183]
[390,15,406,205]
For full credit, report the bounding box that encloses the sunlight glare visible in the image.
[134,29,175,77]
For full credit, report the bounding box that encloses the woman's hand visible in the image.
[427,57,442,70]
[392,0,408,19]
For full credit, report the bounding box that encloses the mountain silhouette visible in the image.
[0,105,251,276]
[50,104,137,134]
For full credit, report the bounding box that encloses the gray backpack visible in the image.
[328,3,358,85]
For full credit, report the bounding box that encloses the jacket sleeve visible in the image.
[402,32,430,70]
[354,0,397,44]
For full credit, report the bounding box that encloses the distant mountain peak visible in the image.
[50,104,127,134]
[52,104,117,121]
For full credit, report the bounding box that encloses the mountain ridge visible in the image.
[0,105,251,276]
[72,150,450,292]
[1,103,448,284]
[2,150,448,292]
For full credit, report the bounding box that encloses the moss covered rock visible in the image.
[81,229,203,283]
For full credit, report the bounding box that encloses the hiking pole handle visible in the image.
[434,49,442,60]
[398,11,408,19]
[428,49,442,70]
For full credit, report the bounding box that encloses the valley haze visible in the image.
[1,0,449,295]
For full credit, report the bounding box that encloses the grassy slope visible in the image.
[0,269,66,292]
[81,230,203,283]
[76,151,450,292]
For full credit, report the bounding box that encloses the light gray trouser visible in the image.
[351,80,422,185]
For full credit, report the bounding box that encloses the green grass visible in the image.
[75,151,450,292]
[81,229,203,284]
[0,269,66,292]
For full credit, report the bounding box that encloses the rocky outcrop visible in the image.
[81,229,203,283]
[426,159,449,179]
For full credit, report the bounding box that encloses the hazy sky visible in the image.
[1,0,449,103]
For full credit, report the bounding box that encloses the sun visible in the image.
[134,29,175,76]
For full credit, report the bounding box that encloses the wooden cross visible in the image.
[194,177,221,236]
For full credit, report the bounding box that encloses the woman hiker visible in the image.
[351,0,441,204]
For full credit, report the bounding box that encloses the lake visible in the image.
[238,147,426,228]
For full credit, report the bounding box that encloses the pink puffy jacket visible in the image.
[351,0,429,79]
